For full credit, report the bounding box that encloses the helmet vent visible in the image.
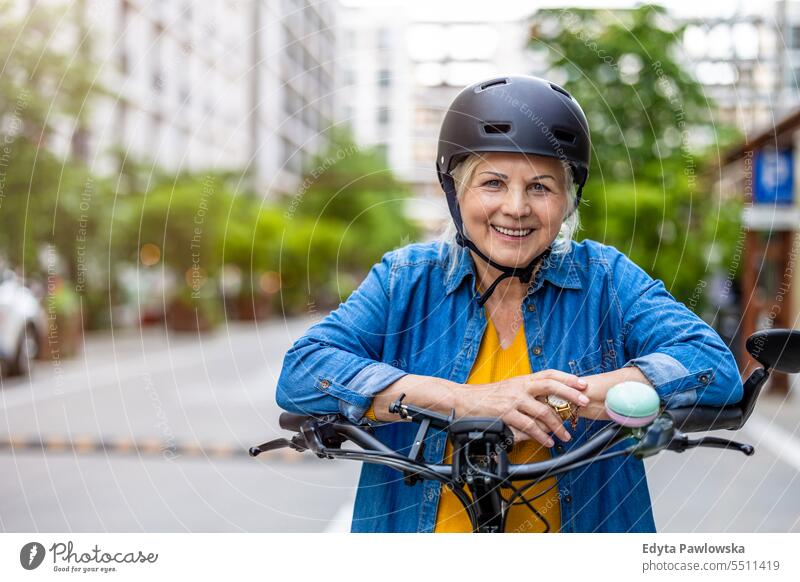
[553,128,576,144]
[478,78,509,91]
[549,83,572,99]
[482,122,512,135]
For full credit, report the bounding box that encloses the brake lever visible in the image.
[668,433,754,456]
[249,434,308,457]
[251,413,349,459]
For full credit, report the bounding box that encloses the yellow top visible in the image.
[365,316,560,533]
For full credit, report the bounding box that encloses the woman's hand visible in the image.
[454,370,589,447]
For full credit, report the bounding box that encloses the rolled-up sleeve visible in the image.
[611,254,743,409]
[275,251,408,423]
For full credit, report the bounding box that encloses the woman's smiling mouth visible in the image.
[491,224,534,239]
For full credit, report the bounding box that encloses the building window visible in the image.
[282,137,301,174]
[792,25,800,50]
[119,49,129,75]
[119,1,129,74]
[378,107,390,125]
[378,69,391,87]
[377,28,391,50]
[153,71,164,92]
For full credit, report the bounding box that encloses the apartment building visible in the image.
[64,0,336,196]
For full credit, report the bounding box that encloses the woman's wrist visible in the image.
[578,365,653,420]
[371,374,463,421]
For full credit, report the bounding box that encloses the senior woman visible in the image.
[276,75,743,533]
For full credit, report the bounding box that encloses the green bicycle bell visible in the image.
[605,381,660,427]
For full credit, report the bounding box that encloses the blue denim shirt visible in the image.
[276,239,743,533]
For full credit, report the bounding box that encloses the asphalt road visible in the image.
[0,318,360,532]
[1,317,798,532]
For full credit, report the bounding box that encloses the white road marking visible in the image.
[743,412,800,473]
[324,496,355,533]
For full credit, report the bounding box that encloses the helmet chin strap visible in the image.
[455,231,551,307]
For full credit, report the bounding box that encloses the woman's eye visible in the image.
[483,179,502,188]
[530,182,550,193]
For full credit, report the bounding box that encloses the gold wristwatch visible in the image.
[546,395,579,429]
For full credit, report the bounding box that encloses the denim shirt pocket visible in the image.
[568,339,619,376]
[568,346,602,376]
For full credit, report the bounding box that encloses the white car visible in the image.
[0,270,46,377]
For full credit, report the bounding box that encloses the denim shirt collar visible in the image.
[444,243,583,296]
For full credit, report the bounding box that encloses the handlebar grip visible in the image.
[279,412,313,432]
[664,405,742,433]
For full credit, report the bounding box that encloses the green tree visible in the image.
[531,4,738,183]
[0,0,101,276]
[0,1,98,145]
[530,5,741,307]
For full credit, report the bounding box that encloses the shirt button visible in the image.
[564,495,572,503]
[699,374,709,384]
[319,379,331,389]
[532,346,542,356]
[556,444,564,453]
[527,304,536,312]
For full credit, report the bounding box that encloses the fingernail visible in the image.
[546,439,554,447]
[579,395,590,405]
[578,379,588,387]
[563,433,571,442]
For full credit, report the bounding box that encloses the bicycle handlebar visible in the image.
[664,405,742,432]
[259,396,757,533]
[279,412,311,432]
[270,402,748,482]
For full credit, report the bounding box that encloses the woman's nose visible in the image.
[500,187,531,218]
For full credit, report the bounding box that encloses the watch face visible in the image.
[547,395,568,408]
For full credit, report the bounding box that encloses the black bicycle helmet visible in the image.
[436,75,591,306]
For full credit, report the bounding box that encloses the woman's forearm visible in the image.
[370,374,462,422]
[370,365,652,424]
[578,366,653,420]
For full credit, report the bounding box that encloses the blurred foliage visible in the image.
[530,4,743,308]
[166,283,224,332]
[530,4,740,182]
[241,133,420,313]
[129,175,230,277]
[116,133,420,321]
[288,131,420,272]
[49,278,80,318]
[0,0,111,318]
[0,0,99,142]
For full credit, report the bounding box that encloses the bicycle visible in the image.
[252,328,800,533]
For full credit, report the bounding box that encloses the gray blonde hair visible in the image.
[440,154,581,271]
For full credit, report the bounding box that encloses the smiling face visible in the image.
[456,152,571,270]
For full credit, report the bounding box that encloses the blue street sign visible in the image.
[754,149,794,205]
